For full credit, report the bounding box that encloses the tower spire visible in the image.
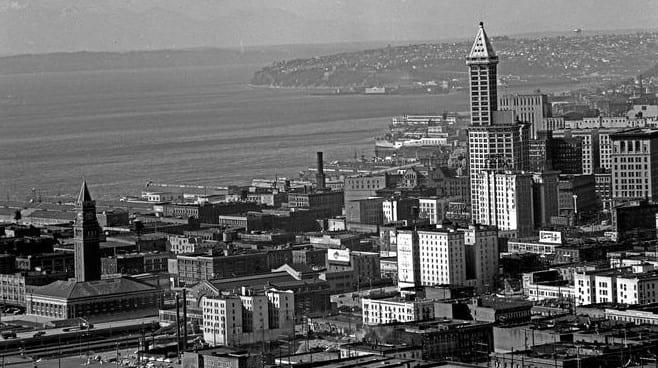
[74,180,101,282]
[77,180,93,204]
[468,21,497,61]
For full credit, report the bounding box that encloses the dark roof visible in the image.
[610,128,658,139]
[209,272,296,291]
[33,277,158,300]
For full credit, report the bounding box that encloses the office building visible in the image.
[467,23,530,220]
[382,197,419,224]
[467,22,499,127]
[555,175,598,224]
[532,171,560,228]
[610,128,658,205]
[461,225,498,293]
[595,173,613,211]
[201,288,294,347]
[498,93,551,138]
[418,228,466,286]
[476,170,534,238]
[418,197,450,225]
[397,230,420,288]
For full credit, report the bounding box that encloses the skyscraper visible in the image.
[467,22,499,127]
[74,181,102,282]
[467,23,529,221]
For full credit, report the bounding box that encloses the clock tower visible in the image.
[74,181,102,282]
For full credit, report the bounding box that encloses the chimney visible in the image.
[316,152,326,190]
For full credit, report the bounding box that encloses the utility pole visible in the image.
[175,293,181,363]
[183,289,188,352]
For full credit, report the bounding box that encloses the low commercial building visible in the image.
[288,191,344,218]
[507,231,564,256]
[361,296,435,326]
[182,347,261,368]
[522,270,574,302]
[167,235,216,254]
[364,320,493,362]
[339,342,423,360]
[26,277,162,319]
[15,252,75,276]
[176,249,292,285]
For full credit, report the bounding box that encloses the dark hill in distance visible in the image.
[0,42,404,75]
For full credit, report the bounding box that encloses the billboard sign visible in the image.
[329,249,351,263]
[539,231,562,244]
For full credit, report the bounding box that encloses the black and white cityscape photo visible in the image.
[1,1,658,367]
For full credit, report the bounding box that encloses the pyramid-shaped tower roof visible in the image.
[77,180,93,204]
[467,22,497,60]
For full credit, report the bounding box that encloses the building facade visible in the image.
[418,229,466,286]
[498,93,551,138]
[610,128,658,205]
[201,288,294,347]
[361,297,435,326]
[476,170,534,238]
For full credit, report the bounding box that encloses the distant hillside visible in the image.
[0,42,406,75]
[251,32,658,89]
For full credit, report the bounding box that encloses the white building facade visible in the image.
[202,288,294,347]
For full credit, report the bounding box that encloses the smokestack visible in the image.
[316,152,326,190]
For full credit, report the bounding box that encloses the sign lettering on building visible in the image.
[329,249,351,263]
[539,231,562,244]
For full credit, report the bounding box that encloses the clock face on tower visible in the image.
[84,212,95,221]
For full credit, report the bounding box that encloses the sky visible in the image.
[0,0,656,55]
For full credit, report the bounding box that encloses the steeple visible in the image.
[77,180,93,205]
[466,22,500,127]
[467,22,498,64]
